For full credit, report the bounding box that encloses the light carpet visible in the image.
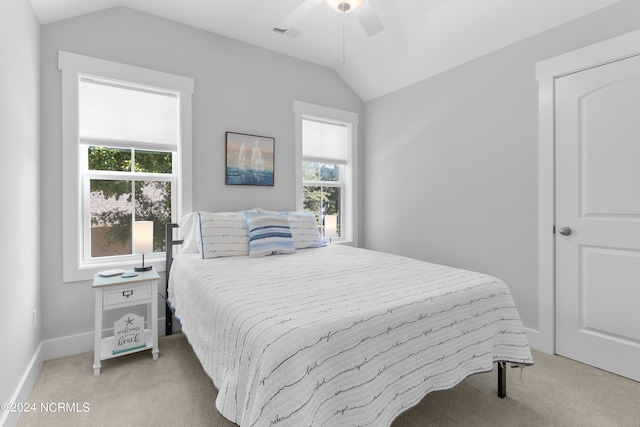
[17,333,640,427]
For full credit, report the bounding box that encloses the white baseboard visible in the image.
[42,316,175,361]
[42,331,94,360]
[525,327,553,355]
[0,343,43,427]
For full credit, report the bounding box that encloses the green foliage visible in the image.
[303,185,340,236]
[303,186,321,215]
[135,150,172,174]
[89,147,132,199]
[89,147,172,253]
[303,162,339,182]
[302,162,341,235]
[88,146,132,171]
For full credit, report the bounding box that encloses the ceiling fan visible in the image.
[274,0,384,37]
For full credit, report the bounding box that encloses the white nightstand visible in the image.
[92,269,160,375]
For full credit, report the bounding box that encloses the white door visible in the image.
[555,54,640,382]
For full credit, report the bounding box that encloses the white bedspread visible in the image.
[168,245,533,427]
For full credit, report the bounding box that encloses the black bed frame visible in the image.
[164,223,182,338]
[163,222,508,399]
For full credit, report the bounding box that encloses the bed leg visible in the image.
[497,361,506,398]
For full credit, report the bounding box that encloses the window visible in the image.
[60,52,193,282]
[81,78,178,261]
[302,120,347,238]
[294,101,358,243]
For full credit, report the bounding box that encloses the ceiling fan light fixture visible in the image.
[325,0,364,13]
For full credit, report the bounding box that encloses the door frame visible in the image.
[535,29,640,354]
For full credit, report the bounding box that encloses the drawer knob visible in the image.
[122,290,133,298]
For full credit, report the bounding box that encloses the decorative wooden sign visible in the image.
[113,313,145,354]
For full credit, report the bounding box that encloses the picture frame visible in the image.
[225,132,275,186]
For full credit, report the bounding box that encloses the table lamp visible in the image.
[324,215,338,240]
[133,221,153,272]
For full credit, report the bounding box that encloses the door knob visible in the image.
[558,226,572,236]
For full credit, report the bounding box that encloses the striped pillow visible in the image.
[244,212,296,257]
[197,212,250,258]
[288,211,324,249]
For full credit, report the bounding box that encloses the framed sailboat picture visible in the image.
[225,132,275,186]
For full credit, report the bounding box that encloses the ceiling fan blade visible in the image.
[354,1,384,36]
[274,0,324,31]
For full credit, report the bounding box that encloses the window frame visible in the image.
[59,51,193,282]
[294,101,358,244]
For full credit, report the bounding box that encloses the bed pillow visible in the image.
[197,211,250,258]
[244,212,296,257]
[256,207,279,214]
[177,212,201,254]
[287,211,324,249]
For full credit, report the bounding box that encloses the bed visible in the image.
[165,211,533,427]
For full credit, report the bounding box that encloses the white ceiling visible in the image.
[30,0,623,101]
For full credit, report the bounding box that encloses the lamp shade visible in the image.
[324,215,338,238]
[133,221,153,254]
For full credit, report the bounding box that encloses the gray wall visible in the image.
[0,0,40,416]
[39,7,363,342]
[363,0,640,332]
[17,0,640,380]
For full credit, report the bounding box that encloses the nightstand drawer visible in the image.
[103,283,151,308]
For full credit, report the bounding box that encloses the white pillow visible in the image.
[177,212,202,254]
[197,212,250,258]
[288,211,324,249]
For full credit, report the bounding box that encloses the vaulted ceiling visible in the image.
[30,0,623,101]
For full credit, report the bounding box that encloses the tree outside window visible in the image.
[303,162,341,237]
[88,146,172,258]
